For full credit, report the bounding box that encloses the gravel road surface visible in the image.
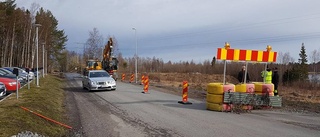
[65,73,320,137]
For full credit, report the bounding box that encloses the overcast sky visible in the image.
[14,0,320,63]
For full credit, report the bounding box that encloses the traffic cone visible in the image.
[178,81,192,104]
[142,76,149,94]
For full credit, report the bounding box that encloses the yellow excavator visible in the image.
[83,37,118,80]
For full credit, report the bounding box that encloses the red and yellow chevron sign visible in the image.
[217,48,277,62]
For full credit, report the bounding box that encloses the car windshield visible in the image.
[89,72,110,78]
[3,67,13,72]
[0,71,6,75]
[0,69,11,74]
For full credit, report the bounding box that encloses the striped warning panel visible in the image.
[217,48,277,62]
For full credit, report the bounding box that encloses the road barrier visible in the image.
[178,81,192,104]
[235,83,255,110]
[207,43,282,113]
[206,83,234,111]
[121,73,125,81]
[140,75,145,85]
[142,76,149,94]
[130,74,134,83]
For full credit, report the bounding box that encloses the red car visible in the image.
[0,77,21,92]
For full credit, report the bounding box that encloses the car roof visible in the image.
[88,70,108,73]
[0,68,10,71]
[2,67,13,70]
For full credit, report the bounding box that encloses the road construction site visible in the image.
[65,73,320,137]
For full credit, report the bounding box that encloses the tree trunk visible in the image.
[9,22,15,66]
[31,27,35,68]
[4,30,10,66]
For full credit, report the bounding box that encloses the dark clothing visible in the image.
[238,70,250,83]
[93,62,98,69]
[272,70,279,95]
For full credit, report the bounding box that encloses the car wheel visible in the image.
[88,84,92,92]
[82,83,86,89]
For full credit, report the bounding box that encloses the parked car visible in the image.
[33,70,41,78]
[20,67,35,80]
[2,67,28,81]
[0,82,6,97]
[0,68,14,76]
[31,68,42,78]
[0,68,26,85]
[82,70,116,91]
[0,77,21,92]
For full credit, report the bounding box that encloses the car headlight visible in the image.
[8,82,17,86]
[90,81,97,85]
[109,80,116,85]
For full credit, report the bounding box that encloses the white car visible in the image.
[82,70,116,91]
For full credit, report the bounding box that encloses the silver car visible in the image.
[0,82,6,97]
[82,70,116,91]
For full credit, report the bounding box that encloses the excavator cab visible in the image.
[86,60,102,70]
[111,57,118,70]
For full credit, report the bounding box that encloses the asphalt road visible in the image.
[65,73,320,137]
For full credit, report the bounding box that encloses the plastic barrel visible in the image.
[254,83,274,96]
[206,102,232,112]
[235,83,255,93]
[207,83,235,95]
[206,94,223,104]
[242,105,253,110]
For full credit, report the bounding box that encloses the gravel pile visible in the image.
[11,131,46,137]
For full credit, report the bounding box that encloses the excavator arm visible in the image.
[102,37,118,80]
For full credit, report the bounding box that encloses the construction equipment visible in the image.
[83,37,118,80]
[102,37,118,80]
[83,59,102,76]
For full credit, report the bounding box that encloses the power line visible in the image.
[134,32,320,50]
[142,12,320,42]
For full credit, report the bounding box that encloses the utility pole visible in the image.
[42,43,45,78]
[34,24,41,87]
[132,28,138,83]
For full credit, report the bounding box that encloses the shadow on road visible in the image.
[114,99,177,105]
[114,99,207,111]
[163,102,207,111]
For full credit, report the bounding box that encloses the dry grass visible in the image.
[0,75,68,137]
[280,86,320,104]
[279,85,320,113]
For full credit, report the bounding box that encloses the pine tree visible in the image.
[211,56,216,67]
[298,43,308,64]
[298,43,308,80]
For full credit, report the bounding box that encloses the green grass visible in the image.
[0,75,68,137]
